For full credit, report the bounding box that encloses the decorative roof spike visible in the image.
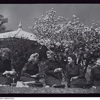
[18,20,22,28]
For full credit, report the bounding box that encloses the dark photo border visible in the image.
[0,0,100,97]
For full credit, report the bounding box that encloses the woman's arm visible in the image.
[44,65,61,79]
[21,63,31,77]
[66,66,71,87]
[77,64,85,78]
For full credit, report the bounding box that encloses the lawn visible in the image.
[0,86,100,94]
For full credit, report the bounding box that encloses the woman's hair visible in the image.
[30,53,39,59]
[46,50,57,60]
[96,58,100,65]
[68,54,77,64]
[0,48,12,60]
[46,50,55,56]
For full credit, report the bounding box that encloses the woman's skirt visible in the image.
[0,76,11,85]
[70,78,87,88]
[20,76,37,82]
[45,76,62,87]
[20,76,43,87]
[94,80,100,86]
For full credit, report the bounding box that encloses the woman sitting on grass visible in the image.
[85,58,100,88]
[44,50,65,88]
[0,49,17,86]
[20,53,43,87]
[66,54,87,88]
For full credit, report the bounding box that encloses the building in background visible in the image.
[0,21,37,41]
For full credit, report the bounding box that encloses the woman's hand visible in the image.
[3,71,9,75]
[54,68,62,72]
[31,75,37,77]
[70,76,78,81]
[3,70,16,76]
[31,74,39,77]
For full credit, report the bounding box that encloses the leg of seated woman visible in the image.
[20,76,37,82]
[45,76,62,87]
[0,76,11,85]
[70,78,87,88]
[20,76,43,87]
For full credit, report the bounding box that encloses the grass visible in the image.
[0,85,100,94]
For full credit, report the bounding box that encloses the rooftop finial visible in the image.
[18,20,22,28]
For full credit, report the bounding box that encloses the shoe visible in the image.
[82,84,92,89]
[2,82,11,86]
[53,84,65,88]
[67,84,71,88]
[45,85,50,88]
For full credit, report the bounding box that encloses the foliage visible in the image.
[0,15,8,33]
[29,8,68,43]
[28,9,100,62]
[0,38,39,72]
[28,8,100,50]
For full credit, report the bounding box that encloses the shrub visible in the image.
[0,38,39,72]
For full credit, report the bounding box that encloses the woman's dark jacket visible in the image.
[0,58,11,74]
[21,62,39,77]
[44,60,62,80]
[33,45,48,61]
[66,63,85,86]
[89,65,100,84]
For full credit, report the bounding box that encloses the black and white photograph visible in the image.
[0,4,100,95]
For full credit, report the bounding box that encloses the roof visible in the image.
[0,28,37,41]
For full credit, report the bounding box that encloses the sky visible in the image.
[0,4,100,32]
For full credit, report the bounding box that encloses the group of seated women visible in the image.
[0,49,100,89]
